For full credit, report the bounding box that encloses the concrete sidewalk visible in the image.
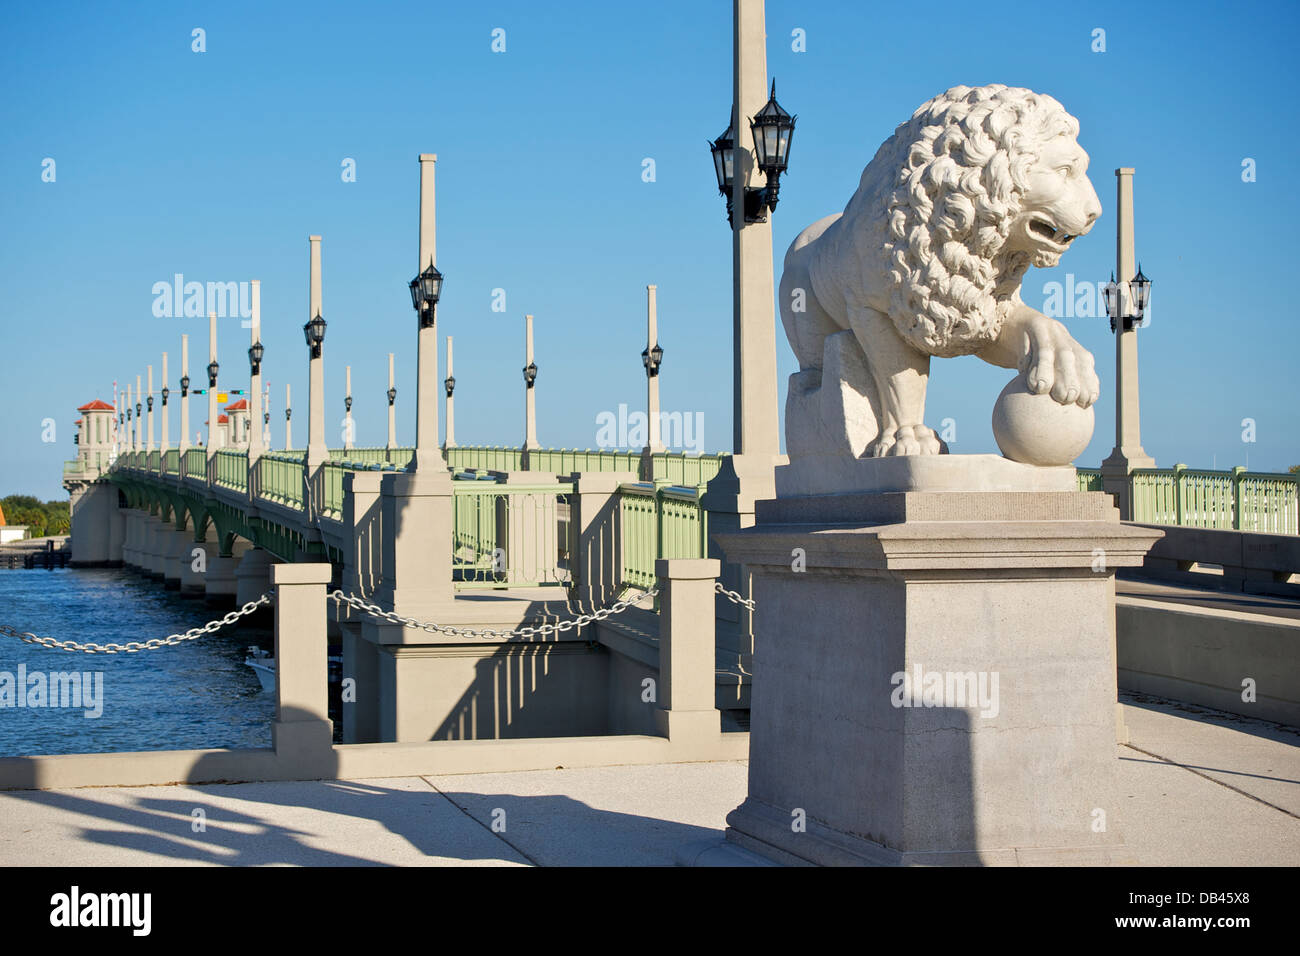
[0,695,1295,866]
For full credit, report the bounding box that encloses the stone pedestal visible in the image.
[715,463,1161,866]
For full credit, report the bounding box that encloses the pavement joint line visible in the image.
[1121,743,1300,821]
[418,775,541,866]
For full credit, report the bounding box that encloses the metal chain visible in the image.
[331,587,658,639]
[714,581,756,611]
[0,593,275,654]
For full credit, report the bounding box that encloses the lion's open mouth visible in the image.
[1029,219,1076,245]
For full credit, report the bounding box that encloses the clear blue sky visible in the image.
[3,0,1297,500]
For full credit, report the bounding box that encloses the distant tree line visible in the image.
[1,495,70,538]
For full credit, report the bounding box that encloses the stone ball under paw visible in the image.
[992,372,1094,466]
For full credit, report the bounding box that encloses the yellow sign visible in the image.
[217,392,228,403]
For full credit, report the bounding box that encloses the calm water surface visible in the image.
[0,567,274,757]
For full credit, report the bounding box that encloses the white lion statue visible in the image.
[780,84,1102,464]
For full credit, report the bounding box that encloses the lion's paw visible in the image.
[868,425,944,458]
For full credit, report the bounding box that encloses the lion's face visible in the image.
[1007,133,1103,269]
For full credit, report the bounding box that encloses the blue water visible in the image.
[0,568,275,757]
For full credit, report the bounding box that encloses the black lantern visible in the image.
[179,374,190,397]
[285,407,292,422]
[74,432,79,445]
[135,400,142,418]
[119,411,124,426]
[1130,264,1152,324]
[206,360,219,387]
[127,406,132,422]
[523,362,538,387]
[146,395,153,413]
[409,259,444,329]
[388,386,397,406]
[709,123,736,222]
[264,411,270,425]
[444,375,454,397]
[161,385,169,406]
[345,395,353,413]
[751,81,795,179]
[710,82,796,226]
[303,311,326,358]
[248,340,264,375]
[1103,272,1120,332]
[642,343,664,376]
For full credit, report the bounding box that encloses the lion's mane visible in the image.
[837,84,1080,357]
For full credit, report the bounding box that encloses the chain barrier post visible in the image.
[271,563,335,774]
[655,558,723,742]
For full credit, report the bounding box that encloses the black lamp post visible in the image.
[409,259,444,329]
[248,340,264,376]
[135,400,142,419]
[179,374,190,398]
[303,312,326,358]
[709,81,796,226]
[444,375,455,398]
[161,386,169,407]
[1104,265,1153,332]
[146,395,153,413]
[523,362,538,388]
[388,386,398,406]
[642,343,664,377]
[206,360,219,388]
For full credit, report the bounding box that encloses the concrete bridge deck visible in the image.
[1,693,1295,866]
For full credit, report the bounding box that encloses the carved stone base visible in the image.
[715,489,1161,866]
[774,453,1077,497]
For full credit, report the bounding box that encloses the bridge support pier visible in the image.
[180,538,216,598]
[121,511,141,569]
[205,550,241,608]
[235,547,277,611]
[143,515,166,579]
[163,527,188,589]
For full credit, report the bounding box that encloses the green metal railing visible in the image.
[183,448,206,480]
[445,446,525,472]
[330,446,415,469]
[451,481,573,589]
[1076,468,1104,493]
[163,449,180,475]
[257,452,305,510]
[1077,465,1298,534]
[619,481,709,591]
[649,452,725,486]
[1132,465,1297,534]
[214,449,248,492]
[528,448,641,474]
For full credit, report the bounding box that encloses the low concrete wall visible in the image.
[1134,523,1300,598]
[0,734,749,791]
[1117,596,1300,726]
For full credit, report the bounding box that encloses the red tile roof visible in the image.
[78,399,116,411]
[225,399,248,411]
